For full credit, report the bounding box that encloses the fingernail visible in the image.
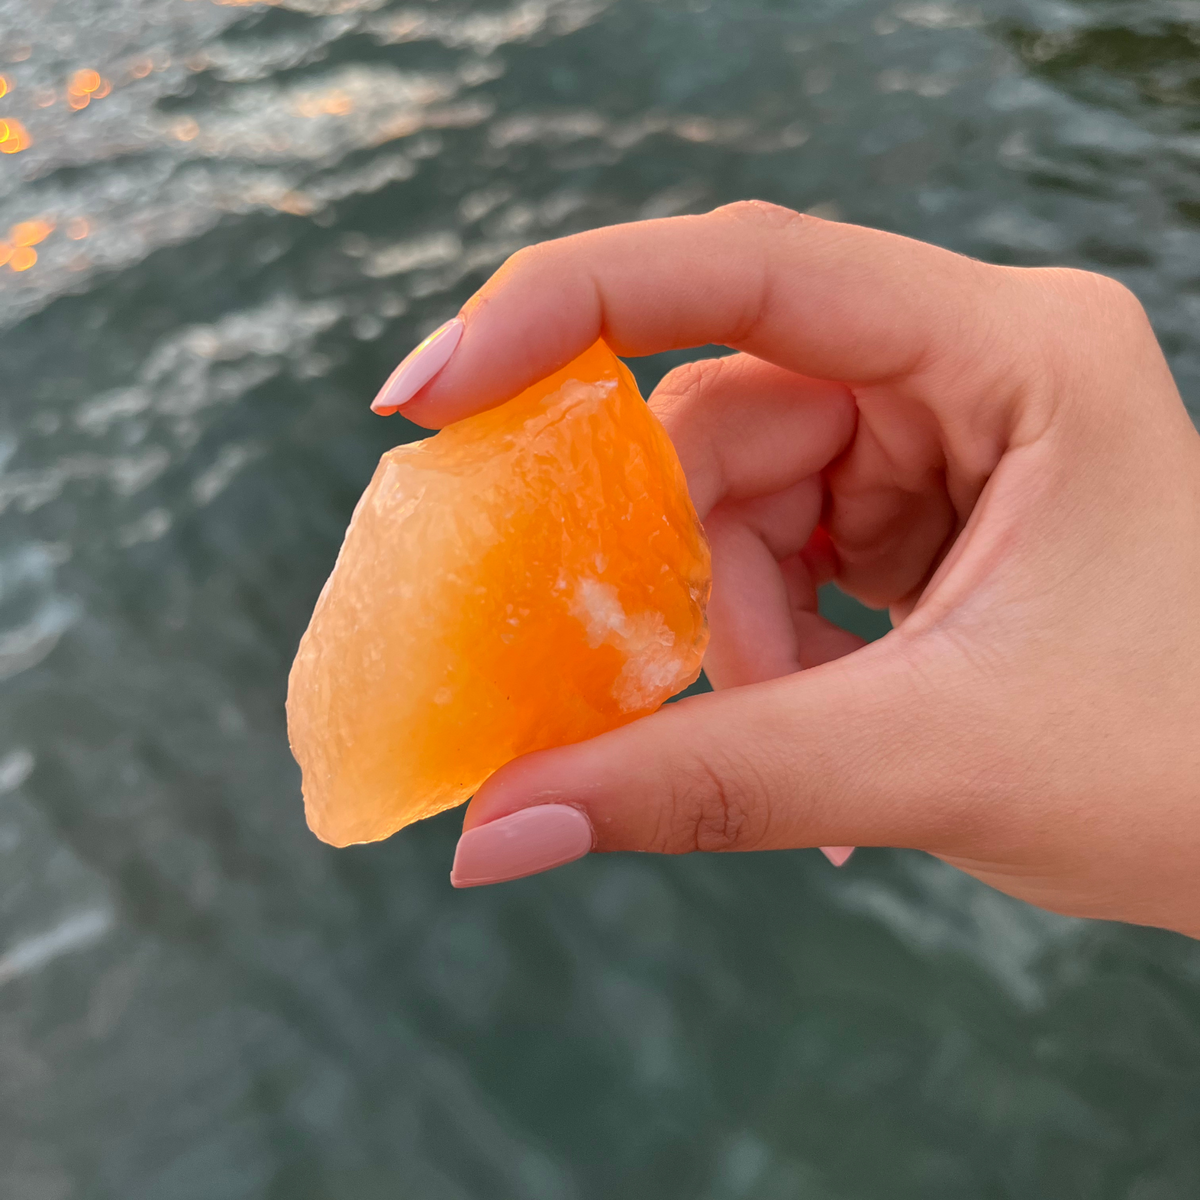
[451,804,594,888]
[371,318,464,413]
[821,846,855,868]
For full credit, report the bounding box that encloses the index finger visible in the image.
[397,201,998,428]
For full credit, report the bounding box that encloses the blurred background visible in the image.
[2,0,1200,1196]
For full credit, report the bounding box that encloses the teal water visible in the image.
[2,1,1200,1197]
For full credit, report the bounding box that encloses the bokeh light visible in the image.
[9,246,37,271]
[11,220,54,247]
[65,68,110,110]
[0,117,30,153]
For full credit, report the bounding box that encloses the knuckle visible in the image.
[498,238,570,281]
[658,753,771,854]
[649,357,739,451]
[652,357,725,417]
[1063,266,1143,312]
[501,242,541,274]
[706,202,811,344]
[1024,268,1161,416]
[1035,267,1150,334]
[713,198,808,233]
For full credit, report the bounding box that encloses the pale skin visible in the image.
[386,202,1200,939]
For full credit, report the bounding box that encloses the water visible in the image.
[2,0,1200,1196]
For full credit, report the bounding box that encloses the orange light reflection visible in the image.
[11,219,54,246]
[69,69,102,95]
[10,247,37,272]
[296,90,355,119]
[0,118,31,153]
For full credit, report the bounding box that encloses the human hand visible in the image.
[373,202,1200,938]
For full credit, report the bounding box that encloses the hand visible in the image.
[378,202,1200,938]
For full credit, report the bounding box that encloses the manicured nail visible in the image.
[371,318,464,413]
[821,846,855,868]
[451,804,594,888]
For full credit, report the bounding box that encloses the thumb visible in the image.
[450,638,958,887]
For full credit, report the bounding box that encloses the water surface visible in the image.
[2,0,1200,1197]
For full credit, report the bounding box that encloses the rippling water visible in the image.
[3,1,1200,1196]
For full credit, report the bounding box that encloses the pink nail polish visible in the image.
[821,846,855,868]
[450,805,594,888]
[371,318,464,413]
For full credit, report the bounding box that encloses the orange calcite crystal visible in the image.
[287,339,711,846]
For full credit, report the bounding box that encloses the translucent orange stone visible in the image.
[288,339,711,846]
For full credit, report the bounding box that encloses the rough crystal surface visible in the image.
[287,339,711,846]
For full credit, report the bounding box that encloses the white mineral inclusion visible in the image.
[547,376,616,420]
[569,576,690,712]
[546,374,693,712]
